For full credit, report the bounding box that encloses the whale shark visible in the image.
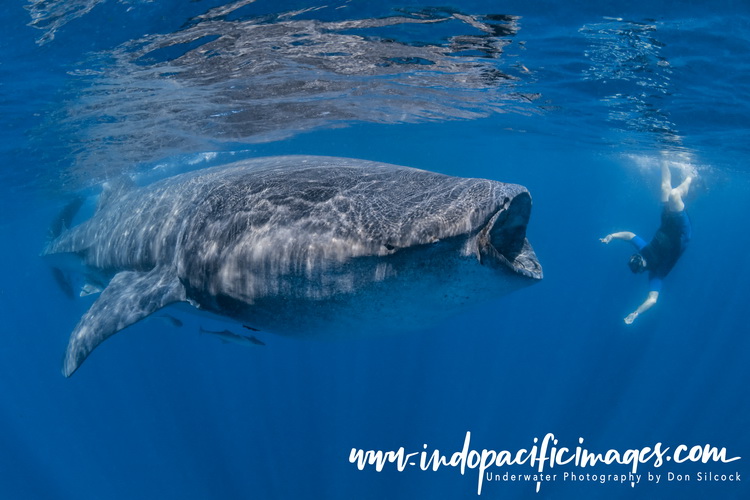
[43,155,543,376]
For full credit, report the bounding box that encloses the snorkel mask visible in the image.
[628,254,647,273]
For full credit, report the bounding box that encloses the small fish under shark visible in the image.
[43,155,542,376]
[200,327,266,346]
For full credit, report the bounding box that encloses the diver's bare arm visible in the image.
[624,291,659,325]
[600,231,636,244]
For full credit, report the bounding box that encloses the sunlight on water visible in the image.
[580,18,677,143]
[624,151,703,179]
[25,0,105,44]
[33,0,542,188]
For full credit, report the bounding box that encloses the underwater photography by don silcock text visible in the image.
[1,0,748,499]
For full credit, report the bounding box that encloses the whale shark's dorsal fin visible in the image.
[97,176,135,213]
[62,266,186,377]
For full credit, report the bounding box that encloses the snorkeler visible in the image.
[600,162,692,324]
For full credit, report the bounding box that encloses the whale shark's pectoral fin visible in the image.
[62,266,186,377]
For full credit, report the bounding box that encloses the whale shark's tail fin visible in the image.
[62,266,186,377]
[49,196,85,240]
[50,267,75,299]
[47,197,87,299]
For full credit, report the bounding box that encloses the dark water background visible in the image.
[1,1,749,498]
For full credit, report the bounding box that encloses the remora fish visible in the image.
[199,327,266,346]
[43,155,542,376]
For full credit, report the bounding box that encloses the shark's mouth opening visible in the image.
[480,192,543,280]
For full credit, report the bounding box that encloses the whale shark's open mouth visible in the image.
[480,192,543,280]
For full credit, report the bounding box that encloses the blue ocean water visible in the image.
[1,0,749,499]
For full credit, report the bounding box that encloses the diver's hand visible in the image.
[601,232,635,244]
[624,312,638,325]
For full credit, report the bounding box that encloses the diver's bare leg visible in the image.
[660,161,673,203]
[668,175,692,212]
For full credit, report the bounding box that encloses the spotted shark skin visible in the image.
[43,156,542,376]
